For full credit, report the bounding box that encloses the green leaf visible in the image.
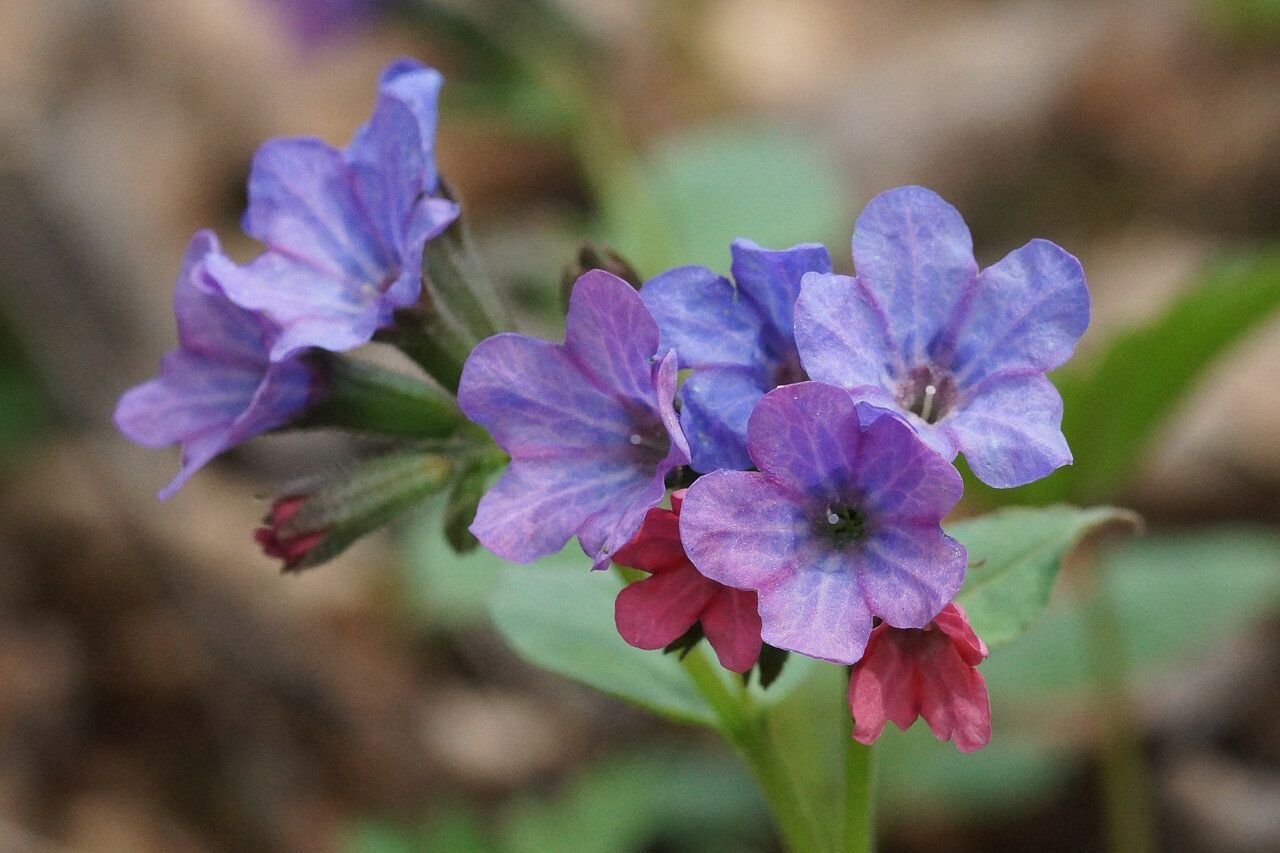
[969,247,1280,506]
[952,505,1138,648]
[606,123,852,275]
[489,560,716,725]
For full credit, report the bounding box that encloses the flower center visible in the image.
[771,352,807,388]
[898,366,956,425]
[821,504,868,548]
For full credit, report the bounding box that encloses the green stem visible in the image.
[1085,577,1156,853]
[302,352,463,438]
[842,738,875,853]
[680,650,827,853]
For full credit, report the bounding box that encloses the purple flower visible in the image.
[794,186,1089,488]
[114,231,316,500]
[679,381,965,665]
[458,271,690,569]
[213,59,459,361]
[263,0,383,44]
[641,239,831,471]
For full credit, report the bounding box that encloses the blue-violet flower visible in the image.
[458,270,690,568]
[213,58,459,361]
[641,239,831,471]
[114,231,316,499]
[794,186,1089,488]
[679,381,966,664]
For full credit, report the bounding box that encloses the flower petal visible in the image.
[848,415,964,522]
[612,505,686,574]
[849,625,919,743]
[614,563,718,651]
[758,550,874,664]
[745,381,867,502]
[729,239,831,357]
[210,252,380,360]
[172,231,272,366]
[945,373,1070,488]
[470,453,661,565]
[851,186,978,365]
[794,271,900,391]
[946,239,1089,386]
[679,366,768,472]
[241,137,389,285]
[857,525,966,628]
[641,265,764,368]
[700,587,763,673]
[565,271,663,405]
[680,470,812,591]
[918,648,992,753]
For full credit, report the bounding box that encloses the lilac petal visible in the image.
[172,232,271,366]
[759,551,874,664]
[347,61,444,233]
[379,196,460,325]
[459,336,645,454]
[946,239,1089,387]
[745,381,869,502]
[114,352,264,450]
[615,563,718,651]
[160,429,233,501]
[680,470,811,591]
[729,239,831,355]
[679,367,767,472]
[653,350,691,467]
[470,454,660,565]
[851,186,978,364]
[640,265,764,368]
[857,525,966,628]
[847,415,964,522]
[210,252,380,360]
[945,373,1071,488]
[241,137,389,285]
[794,272,900,390]
[226,358,316,447]
[565,271,663,404]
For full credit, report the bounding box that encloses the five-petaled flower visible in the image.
[679,381,966,665]
[641,239,832,472]
[213,58,459,361]
[794,185,1089,488]
[458,270,690,568]
[848,603,992,752]
[114,231,317,499]
[613,490,762,673]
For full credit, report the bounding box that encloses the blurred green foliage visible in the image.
[348,749,769,853]
[0,306,46,464]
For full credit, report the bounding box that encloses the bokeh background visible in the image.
[3,0,1280,850]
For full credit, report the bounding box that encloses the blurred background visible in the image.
[2,0,1280,850]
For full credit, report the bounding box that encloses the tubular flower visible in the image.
[213,58,459,360]
[114,231,316,499]
[458,270,690,568]
[679,381,965,665]
[641,239,831,472]
[794,185,1089,488]
[848,603,992,752]
[613,490,762,673]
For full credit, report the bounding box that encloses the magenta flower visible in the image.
[679,381,965,665]
[848,603,991,752]
[213,58,458,361]
[794,186,1089,488]
[458,271,689,568]
[114,231,316,499]
[641,239,831,472]
[613,490,762,673]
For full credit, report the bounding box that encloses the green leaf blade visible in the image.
[952,505,1139,648]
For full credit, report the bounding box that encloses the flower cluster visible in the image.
[115,59,457,500]
[115,54,1089,754]
[461,186,1088,751]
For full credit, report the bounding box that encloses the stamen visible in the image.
[920,384,937,423]
[827,511,840,525]
[629,433,642,446]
